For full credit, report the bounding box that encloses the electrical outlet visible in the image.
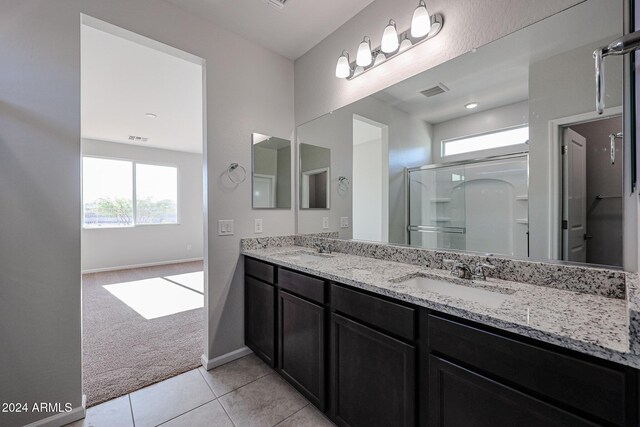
[254,218,263,234]
[322,217,329,229]
[340,217,349,228]
[218,220,234,236]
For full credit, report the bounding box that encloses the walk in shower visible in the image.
[406,153,529,257]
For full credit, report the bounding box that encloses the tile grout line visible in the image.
[214,371,274,399]
[128,394,136,427]
[154,398,217,427]
[196,366,219,399]
[272,403,311,426]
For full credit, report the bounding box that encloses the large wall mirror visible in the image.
[296,0,628,268]
[252,133,291,209]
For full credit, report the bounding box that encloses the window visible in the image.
[136,164,178,225]
[441,126,529,157]
[83,157,178,228]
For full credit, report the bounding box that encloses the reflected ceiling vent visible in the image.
[420,83,450,98]
[265,0,288,10]
[128,135,149,142]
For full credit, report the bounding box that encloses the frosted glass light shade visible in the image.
[399,36,413,51]
[335,51,351,78]
[381,20,399,53]
[356,37,372,67]
[411,0,431,38]
[374,52,386,66]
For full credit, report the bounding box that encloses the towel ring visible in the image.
[227,163,247,184]
[338,176,351,192]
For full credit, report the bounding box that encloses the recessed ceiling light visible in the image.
[145,113,157,119]
[465,102,479,109]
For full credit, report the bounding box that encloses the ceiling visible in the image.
[81,24,203,153]
[374,0,622,124]
[163,0,375,59]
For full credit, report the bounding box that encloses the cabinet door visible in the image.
[331,313,415,427]
[245,276,275,366]
[279,291,326,410]
[428,355,598,427]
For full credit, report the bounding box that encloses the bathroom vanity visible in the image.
[242,239,640,427]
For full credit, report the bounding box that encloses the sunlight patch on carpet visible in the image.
[164,271,204,293]
[104,277,203,319]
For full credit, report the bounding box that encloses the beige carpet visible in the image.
[82,261,204,407]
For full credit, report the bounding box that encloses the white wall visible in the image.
[0,2,293,426]
[294,0,583,126]
[81,139,204,272]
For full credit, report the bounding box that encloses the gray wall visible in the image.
[570,117,624,266]
[294,0,583,126]
[81,139,204,271]
[0,1,293,426]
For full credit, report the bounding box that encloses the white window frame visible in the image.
[82,155,180,229]
[440,124,529,161]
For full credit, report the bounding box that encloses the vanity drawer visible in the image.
[428,315,629,425]
[331,284,415,341]
[245,257,275,284]
[279,268,326,304]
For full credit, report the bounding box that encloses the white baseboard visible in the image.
[82,258,204,274]
[201,347,253,371]
[25,395,86,427]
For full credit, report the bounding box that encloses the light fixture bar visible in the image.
[341,13,443,80]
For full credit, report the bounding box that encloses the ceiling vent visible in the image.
[265,0,287,10]
[420,83,450,98]
[128,135,148,142]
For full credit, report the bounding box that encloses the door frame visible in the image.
[253,173,277,208]
[548,106,623,260]
[301,167,331,209]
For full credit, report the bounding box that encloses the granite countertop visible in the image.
[242,245,640,369]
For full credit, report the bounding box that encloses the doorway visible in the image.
[352,115,389,242]
[561,114,623,266]
[80,15,207,407]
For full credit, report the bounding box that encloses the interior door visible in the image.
[253,175,275,208]
[563,128,587,262]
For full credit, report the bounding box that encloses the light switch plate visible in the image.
[218,220,234,236]
[340,217,349,228]
[254,218,263,234]
[322,217,329,229]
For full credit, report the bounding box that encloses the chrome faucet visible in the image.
[314,242,333,254]
[472,261,496,280]
[443,259,495,280]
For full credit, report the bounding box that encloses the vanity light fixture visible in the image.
[381,20,399,53]
[465,102,479,109]
[334,1,443,79]
[356,36,373,67]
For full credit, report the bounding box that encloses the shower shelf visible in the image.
[516,195,528,201]
[430,198,452,203]
[515,219,529,224]
[431,218,452,222]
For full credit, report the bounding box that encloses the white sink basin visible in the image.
[278,250,335,263]
[394,274,512,308]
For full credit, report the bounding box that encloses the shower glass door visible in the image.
[407,154,529,257]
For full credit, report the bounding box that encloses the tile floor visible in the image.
[67,354,335,427]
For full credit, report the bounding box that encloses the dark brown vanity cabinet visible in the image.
[331,313,416,427]
[244,258,276,366]
[244,256,639,427]
[278,290,326,410]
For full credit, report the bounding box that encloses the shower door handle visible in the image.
[594,30,640,114]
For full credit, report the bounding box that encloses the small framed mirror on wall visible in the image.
[299,143,331,209]
[251,133,292,209]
